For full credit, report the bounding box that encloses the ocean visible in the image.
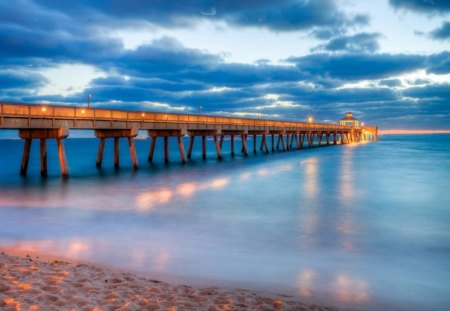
[0,132,449,310]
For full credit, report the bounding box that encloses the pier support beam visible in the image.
[147,129,186,164]
[97,138,105,168]
[114,138,120,169]
[286,131,298,150]
[280,134,286,151]
[246,130,268,155]
[270,130,285,151]
[57,138,69,176]
[20,139,32,177]
[241,134,248,156]
[188,136,195,159]
[202,135,207,159]
[221,130,247,157]
[187,129,221,160]
[271,134,275,152]
[19,127,70,178]
[299,133,305,149]
[95,128,138,169]
[213,135,222,159]
[40,139,47,177]
[307,133,313,148]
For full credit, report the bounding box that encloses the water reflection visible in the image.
[0,176,230,213]
[136,177,230,211]
[298,269,315,298]
[337,147,359,252]
[299,158,320,249]
[339,147,355,201]
[332,274,370,303]
[234,164,294,181]
[137,188,173,211]
[3,238,92,259]
[301,158,319,200]
[297,269,371,304]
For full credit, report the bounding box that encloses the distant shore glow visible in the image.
[380,129,450,135]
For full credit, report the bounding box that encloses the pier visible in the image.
[0,102,378,177]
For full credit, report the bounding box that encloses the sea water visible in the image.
[0,132,449,310]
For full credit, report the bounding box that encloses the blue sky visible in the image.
[1,0,449,129]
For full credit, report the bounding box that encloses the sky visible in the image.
[0,0,449,129]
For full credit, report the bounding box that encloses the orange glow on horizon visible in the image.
[380,129,450,135]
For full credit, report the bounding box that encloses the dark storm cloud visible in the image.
[287,53,426,80]
[426,51,450,74]
[0,0,123,66]
[311,33,381,53]
[430,21,450,39]
[0,71,47,89]
[34,0,367,32]
[115,37,221,76]
[403,83,450,101]
[101,37,307,89]
[0,70,48,104]
[0,24,123,65]
[389,0,450,14]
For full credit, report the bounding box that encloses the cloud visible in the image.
[379,79,403,87]
[430,21,450,40]
[0,1,448,129]
[0,70,47,89]
[0,23,123,67]
[389,0,450,14]
[34,0,368,32]
[426,51,450,74]
[287,53,426,80]
[402,83,450,101]
[312,33,381,53]
[223,0,368,31]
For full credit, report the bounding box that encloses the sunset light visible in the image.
[0,1,448,311]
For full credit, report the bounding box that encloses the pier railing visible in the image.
[0,102,362,131]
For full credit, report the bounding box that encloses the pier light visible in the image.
[361,122,365,127]
[81,109,86,114]
[41,106,46,112]
[308,116,313,123]
[141,112,145,117]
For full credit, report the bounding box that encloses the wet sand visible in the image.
[0,252,340,311]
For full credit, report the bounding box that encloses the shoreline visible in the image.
[0,251,341,311]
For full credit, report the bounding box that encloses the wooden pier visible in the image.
[0,102,378,177]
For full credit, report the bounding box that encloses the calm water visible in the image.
[0,133,449,310]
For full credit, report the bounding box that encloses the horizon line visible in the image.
[379,129,450,135]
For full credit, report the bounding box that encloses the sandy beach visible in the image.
[0,252,340,311]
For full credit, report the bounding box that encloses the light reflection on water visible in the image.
[0,135,450,310]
